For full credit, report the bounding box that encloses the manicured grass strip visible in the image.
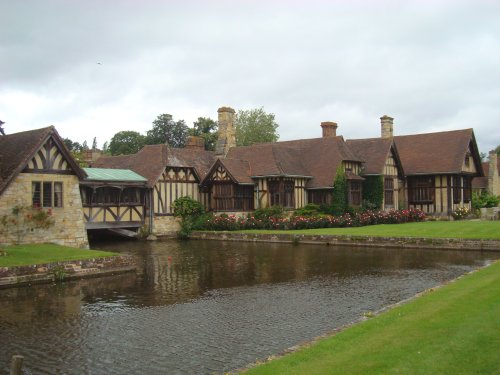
[0,244,118,267]
[244,261,500,375]
[237,221,500,239]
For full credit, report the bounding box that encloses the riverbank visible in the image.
[243,260,500,374]
[0,244,135,288]
[189,221,500,251]
[191,232,500,251]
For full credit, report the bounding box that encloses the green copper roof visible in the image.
[83,168,147,182]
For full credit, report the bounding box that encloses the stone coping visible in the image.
[190,231,500,252]
[0,255,136,289]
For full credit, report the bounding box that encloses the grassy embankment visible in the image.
[0,244,117,267]
[238,221,500,239]
[244,260,500,375]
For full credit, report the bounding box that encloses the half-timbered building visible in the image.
[347,135,404,210]
[93,139,215,234]
[394,129,482,215]
[79,168,148,231]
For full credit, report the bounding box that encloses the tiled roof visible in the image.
[226,136,361,188]
[0,126,85,195]
[218,159,253,184]
[346,138,394,175]
[93,144,215,187]
[394,129,481,175]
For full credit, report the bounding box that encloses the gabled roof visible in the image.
[93,144,215,187]
[224,136,362,188]
[0,126,86,195]
[394,129,483,176]
[346,137,404,176]
[201,158,253,185]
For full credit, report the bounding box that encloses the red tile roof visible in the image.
[346,137,396,175]
[93,144,215,187]
[225,136,362,188]
[394,129,482,175]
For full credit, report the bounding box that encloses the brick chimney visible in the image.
[185,136,205,150]
[215,106,236,156]
[320,121,338,137]
[380,115,394,138]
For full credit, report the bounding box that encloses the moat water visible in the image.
[1,239,499,374]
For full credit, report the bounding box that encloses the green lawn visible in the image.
[237,220,500,239]
[0,244,118,267]
[244,260,500,375]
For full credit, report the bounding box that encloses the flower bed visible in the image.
[199,209,426,231]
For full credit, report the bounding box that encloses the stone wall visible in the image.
[153,215,180,236]
[190,231,500,251]
[0,173,89,248]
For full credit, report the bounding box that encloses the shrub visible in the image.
[199,208,426,231]
[293,204,321,217]
[172,196,205,238]
[452,206,471,220]
[252,205,284,221]
[472,191,500,209]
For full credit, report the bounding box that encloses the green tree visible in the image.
[331,166,347,215]
[188,117,218,151]
[92,137,98,150]
[235,107,279,146]
[496,145,500,156]
[108,131,146,156]
[62,138,86,165]
[146,114,188,147]
[63,138,83,152]
[102,141,110,155]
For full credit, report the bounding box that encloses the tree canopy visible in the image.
[235,107,279,146]
[146,114,189,147]
[188,117,218,151]
[108,131,146,156]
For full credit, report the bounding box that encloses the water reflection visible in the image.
[1,240,498,374]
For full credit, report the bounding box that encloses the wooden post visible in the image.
[10,355,24,375]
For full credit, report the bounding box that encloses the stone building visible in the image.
[472,151,499,196]
[0,127,89,248]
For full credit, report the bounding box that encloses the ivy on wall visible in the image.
[362,176,384,209]
[331,166,347,215]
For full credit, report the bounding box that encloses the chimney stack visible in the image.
[215,106,236,156]
[488,149,499,195]
[185,136,205,150]
[380,115,394,138]
[320,122,338,138]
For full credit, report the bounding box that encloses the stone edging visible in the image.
[190,231,500,251]
[0,255,136,289]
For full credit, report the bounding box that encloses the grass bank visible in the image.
[0,244,118,267]
[238,220,500,239]
[244,260,500,375]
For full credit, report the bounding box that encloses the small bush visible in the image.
[172,196,205,238]
[452,206,471,220]
[252,205,284,221]
[293,204,321,217]
[472,192,500,209]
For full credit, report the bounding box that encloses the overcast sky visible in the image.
[1,0,499,153]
